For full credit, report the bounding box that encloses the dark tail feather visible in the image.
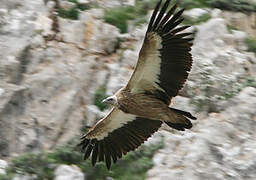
[165,117,192,131]
[169,108,197,120]
[165,107,196,131]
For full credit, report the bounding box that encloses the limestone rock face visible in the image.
[185,17,256,113]
[54,165,84,180]
[0,159,7,175]
[0,84,27,156]
[58,11,120,53]
[147,87,256,180]
[0,2,256,180]
[221,11,256,37]
[12,175,38,180]
[96,0,135,8]
[146,8,256,180]
[0,0,121,157]
[59,1,76,10]
[183,8,209,20]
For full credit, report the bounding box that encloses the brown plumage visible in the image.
[79,0,196,169]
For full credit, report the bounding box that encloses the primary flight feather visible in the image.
[79,0,196,169]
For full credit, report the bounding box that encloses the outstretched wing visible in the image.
[79,108,162,169]
[127,0,193,104]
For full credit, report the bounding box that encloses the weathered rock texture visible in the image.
[0,159,7,175]
[146,10,256,180]
[185,17,256,113]
[0,0,121,157]
[0,0,256,179]
[54,165,84,180]
[147,87,256,180]
[221,11,256,37]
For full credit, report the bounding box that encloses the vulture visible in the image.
[79,0,196,169]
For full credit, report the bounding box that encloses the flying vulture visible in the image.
[79,0,196,169]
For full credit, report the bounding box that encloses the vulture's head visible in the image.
[102,96,118,106]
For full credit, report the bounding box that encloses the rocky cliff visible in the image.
[0,0,256,179]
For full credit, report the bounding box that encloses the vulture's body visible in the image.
[79,0,197,169]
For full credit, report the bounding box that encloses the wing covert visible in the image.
[79,108,162,169]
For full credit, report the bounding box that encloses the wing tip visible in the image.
[79,117,163,170]
[147,0,163,32]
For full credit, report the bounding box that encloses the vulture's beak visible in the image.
[102,98,107,104]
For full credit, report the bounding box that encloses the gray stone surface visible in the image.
[60,1,76,10]
[186,18,256,113]
[183,8,209,20]
[0,1,256,179]
[12,175,37,180]
[58,11,120,53]
[77,0,90,5]
[0,159,7,175]
[147,87,256,180]
[221,11,256,37]
[0,0,124,157]
[54,165,84,180]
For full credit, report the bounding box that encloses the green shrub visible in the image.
[94,85,109,111]
[103,0,159,33]
[0,138,164,180]
[227,24,238,33]
[47,145,83,165]
[0,174,13,180]
[179,0,210,9]
[208,0,256,13]
[104,6,135,33]
[58,7,80,20]
[58,0,90,20]
[245,37,256,54]
[243,76,256,88]
[2,153,55,180]
[180,0,256,12]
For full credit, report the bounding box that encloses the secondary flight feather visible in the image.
[79,0,196,169]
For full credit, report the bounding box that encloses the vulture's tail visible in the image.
[165,108,196,131]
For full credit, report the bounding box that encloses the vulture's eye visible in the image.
[102,97,115,104]
[107,98,113,101]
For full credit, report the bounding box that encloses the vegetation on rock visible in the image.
[179,0,210,9]
[58,0,89,20]
[94,85,109,111]
[208,0,256,13]
[243,76,256,88]
[103,0,159,33]
[245,37,256,54]
[180,0,256,12]
[58,7,80,20]
[0,139,163,180]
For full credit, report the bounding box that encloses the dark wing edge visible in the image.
[79,117,162,170]
[147,0,194,103]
